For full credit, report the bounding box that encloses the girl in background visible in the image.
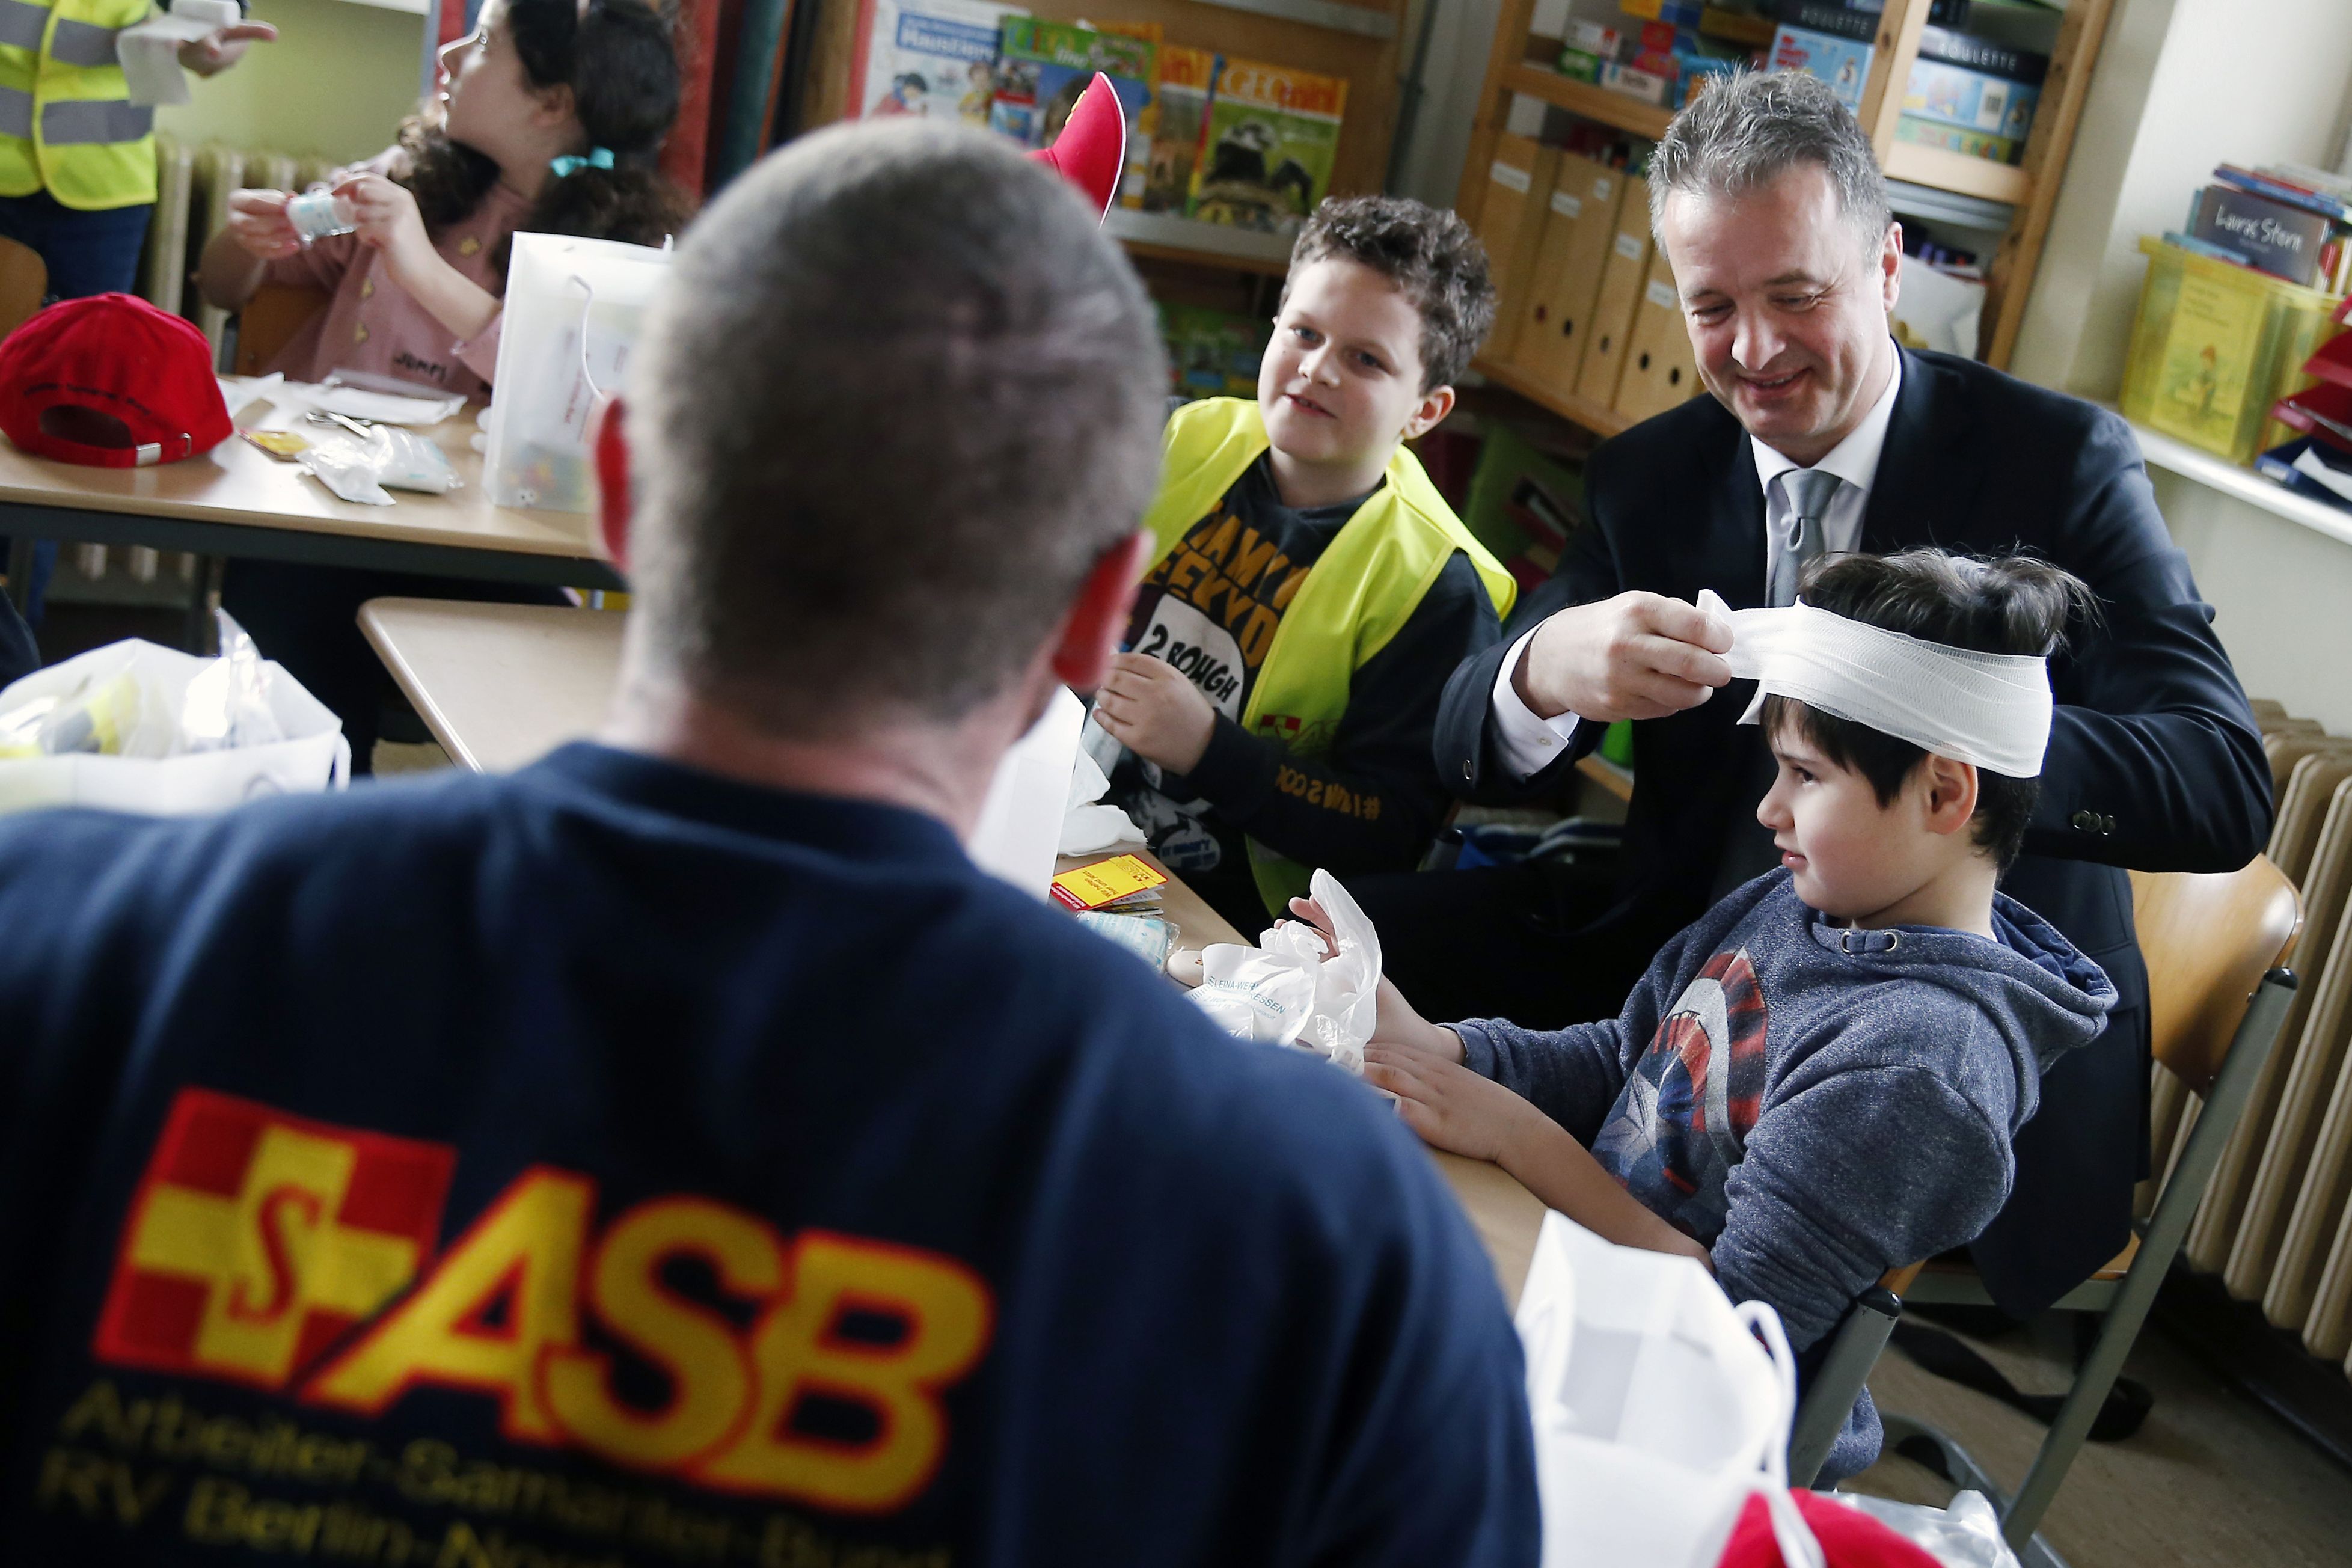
[196,0,690,773]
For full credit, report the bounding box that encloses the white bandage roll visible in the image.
[1697,588,2053,779]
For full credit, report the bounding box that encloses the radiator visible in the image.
[52,135,332,600]
[2151,703,2352,1385]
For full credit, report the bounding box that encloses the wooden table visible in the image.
[1,394,622,643]
[357,597,1548,1302]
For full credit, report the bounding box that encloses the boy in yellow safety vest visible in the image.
[1092,195,1517,931]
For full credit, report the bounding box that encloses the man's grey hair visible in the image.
[1647,70,1892,258]
[626,119,1166,737]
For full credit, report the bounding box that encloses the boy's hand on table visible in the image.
[1095,652,1216,774]
[1364,1037,1544,1165]
[225,189,300,260]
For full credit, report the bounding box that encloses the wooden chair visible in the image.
[231,281,329,376]
[1790,860,2301,1567]
[0,236,44,339]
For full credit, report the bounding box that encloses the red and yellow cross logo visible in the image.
[93,1089,456,1389]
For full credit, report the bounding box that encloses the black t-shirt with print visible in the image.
[1104,454,1501,931]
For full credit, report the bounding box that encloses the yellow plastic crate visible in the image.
[2120,235,2347,465]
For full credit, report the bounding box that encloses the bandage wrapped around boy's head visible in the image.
[1695,587,2052,778]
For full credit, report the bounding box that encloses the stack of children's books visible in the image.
[2178,164,2352,294]
[845,2,1349,234]
[1159,304,1270,403]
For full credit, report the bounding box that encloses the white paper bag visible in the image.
[1516,1213,1822,1568]
[0,641,348,816]
[969,686,1085,897]
[483,232,673,513]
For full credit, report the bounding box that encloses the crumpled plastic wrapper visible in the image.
[1190,869,1382,1074]
[1059,721,1144,856]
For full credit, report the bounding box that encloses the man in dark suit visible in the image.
[1367,72,2271,1315]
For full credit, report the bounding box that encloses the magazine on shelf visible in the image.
[849,0,1025,126]
[1187,59,1347,236]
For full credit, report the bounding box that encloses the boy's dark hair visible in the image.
[628,120,1165,736]
[398,0,693,277]
[1762,550,2097,872]
[1288,195,1495,391]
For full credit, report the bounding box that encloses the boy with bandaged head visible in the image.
[1302,548,2117,1483]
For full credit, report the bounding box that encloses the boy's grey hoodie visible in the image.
[1451,869,2115,1482]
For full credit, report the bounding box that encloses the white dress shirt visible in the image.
[1490,346,1905,779]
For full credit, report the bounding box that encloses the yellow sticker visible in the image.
[1050,854,1167,912]
[243,430,310,460]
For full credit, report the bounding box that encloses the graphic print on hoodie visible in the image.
[1593,948,1770,1240]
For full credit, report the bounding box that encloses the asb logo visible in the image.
[94,1089,455,1390]
[90,1088,996,1515]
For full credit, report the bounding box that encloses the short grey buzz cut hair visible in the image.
[1647,70,1892,259]
[624,119,1166,738]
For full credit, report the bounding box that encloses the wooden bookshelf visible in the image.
[1472,355,1634,440]
[1497,64,1674,142]
[1459,0,2119,396]
[800,0,1408,277]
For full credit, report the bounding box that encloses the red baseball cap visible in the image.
[0,293,232,468]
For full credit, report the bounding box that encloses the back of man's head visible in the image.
[626,120,1166,737]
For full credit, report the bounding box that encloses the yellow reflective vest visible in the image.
[0,0,156,211]
[1142,397,1517,915]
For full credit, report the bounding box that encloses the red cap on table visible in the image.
[0,293,232,468]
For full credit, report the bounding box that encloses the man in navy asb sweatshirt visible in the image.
[0,121,1537,1566]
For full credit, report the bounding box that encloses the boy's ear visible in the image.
[1401,383,1455,443]
[1920,753,1979,838]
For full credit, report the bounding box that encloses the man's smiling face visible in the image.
[1659,162,1900,467]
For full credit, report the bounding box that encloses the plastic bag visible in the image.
[0,613,287,761]
[1059,734,1143,856]
[0,614,347,813]
[294,427,461,504]
[1815,1492,2021,1568]
[1190,869,1382,1073]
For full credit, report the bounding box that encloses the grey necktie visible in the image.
[1766,467,1845,607]
[1712,465,1848,898]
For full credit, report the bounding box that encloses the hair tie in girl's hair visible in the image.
[550,147,616,178]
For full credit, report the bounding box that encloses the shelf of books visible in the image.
[812,1,1409,279]
[1102,208,1296,274]
[1498,63,1676,143]
[1885,140,2030,208]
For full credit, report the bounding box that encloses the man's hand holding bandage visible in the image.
[1511,591,1736,723]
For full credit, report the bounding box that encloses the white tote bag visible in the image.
[1516,1212,1823,1568]
[483,231,673,513]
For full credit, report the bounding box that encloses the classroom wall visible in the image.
[2000,0,2352,736]
[2012,0,2352,402]
[155,0,426,167]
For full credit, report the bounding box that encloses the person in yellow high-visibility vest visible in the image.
[0,0,269,623]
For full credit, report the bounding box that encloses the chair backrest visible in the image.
[0,235,44,340]
[2132,857,2303,1095]
[233,282,329,377]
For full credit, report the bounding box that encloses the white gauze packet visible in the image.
[1190,869,1382,1074]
